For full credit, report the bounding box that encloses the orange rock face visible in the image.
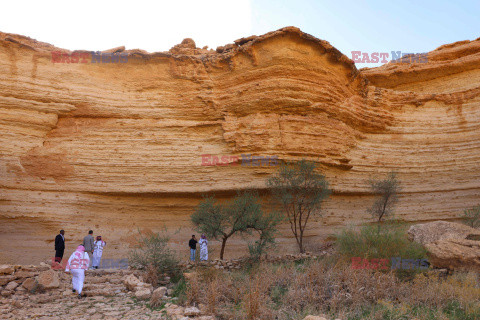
[1,27,479,264]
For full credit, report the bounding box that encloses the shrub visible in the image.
[144,264,159,286]
[336,222,428,279]
[247,240,271,261]
[148,295,165,310]
[462,205,480,228]
[128,230,180,282]
[337,223,426,260]
[248,211,282,261]
[171,275,187,305]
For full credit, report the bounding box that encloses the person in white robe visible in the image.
[92,236,106,269]
[199,234,208,261]
[65,245,89,299]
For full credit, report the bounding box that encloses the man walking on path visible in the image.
[54,230,65,263]
[82,230,95,269]
[189,235,197,262]
[65,245,89,299]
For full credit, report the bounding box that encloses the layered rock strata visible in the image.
[1,27,479,263]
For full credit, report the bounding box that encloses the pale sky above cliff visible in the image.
[1,0,478,67]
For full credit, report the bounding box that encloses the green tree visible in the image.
[191,191,279,260]
[267,160,330,253]
[367,172,401,229]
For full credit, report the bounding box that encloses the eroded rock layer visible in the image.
[1,27,479,263]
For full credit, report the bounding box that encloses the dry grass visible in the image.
[186,272,201,306]
[149,288,164,308]
[184,259,480,320]
[144,263,159,286]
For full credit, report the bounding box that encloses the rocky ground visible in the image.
[0,264,211,320]
[0,252,329,320]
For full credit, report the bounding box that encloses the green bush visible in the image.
[128,231,181,281]
[247,214,280,261]
[337,223,426,259]
[171,276,187,305]
[462,205,480,228]
[336,222,428,279]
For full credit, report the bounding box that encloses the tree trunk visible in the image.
[377,218,383,234]
[299,235,305,253]
[298,226,305,253]
[294,236,302,253]
[220,237,228,260]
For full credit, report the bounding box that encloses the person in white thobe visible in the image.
[92,236,106,269]
[199,234,208,261]
[65,245,89,298]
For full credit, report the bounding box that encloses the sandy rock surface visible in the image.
[1,27,480,263]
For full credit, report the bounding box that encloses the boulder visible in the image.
[13,270,37,280]
[22,278,37,292]
[184,306,201,316]
[15,286,26,293]
[180,38,196,49]
[152,286,167,299]
[136,281,152,288]
[165,303,185,318]
[1,290,12,297]
[37,270,60,289]
[12,298,23,308]
[150,286,168,308]
[408,221,480,271]
[134,288,152,300]
[408,221,480,244]
[123,274,141,291]
[0,265,14,275]
[0,275,15,286]
[5,281,19,291]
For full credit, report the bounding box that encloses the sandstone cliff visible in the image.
[1,27,479,263]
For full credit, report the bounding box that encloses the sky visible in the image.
[1,0,479,68]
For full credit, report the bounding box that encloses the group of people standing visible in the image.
[81,230,107,269]
[189,234,208,262]
[54,230,209,299]
[54,229,106,298]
